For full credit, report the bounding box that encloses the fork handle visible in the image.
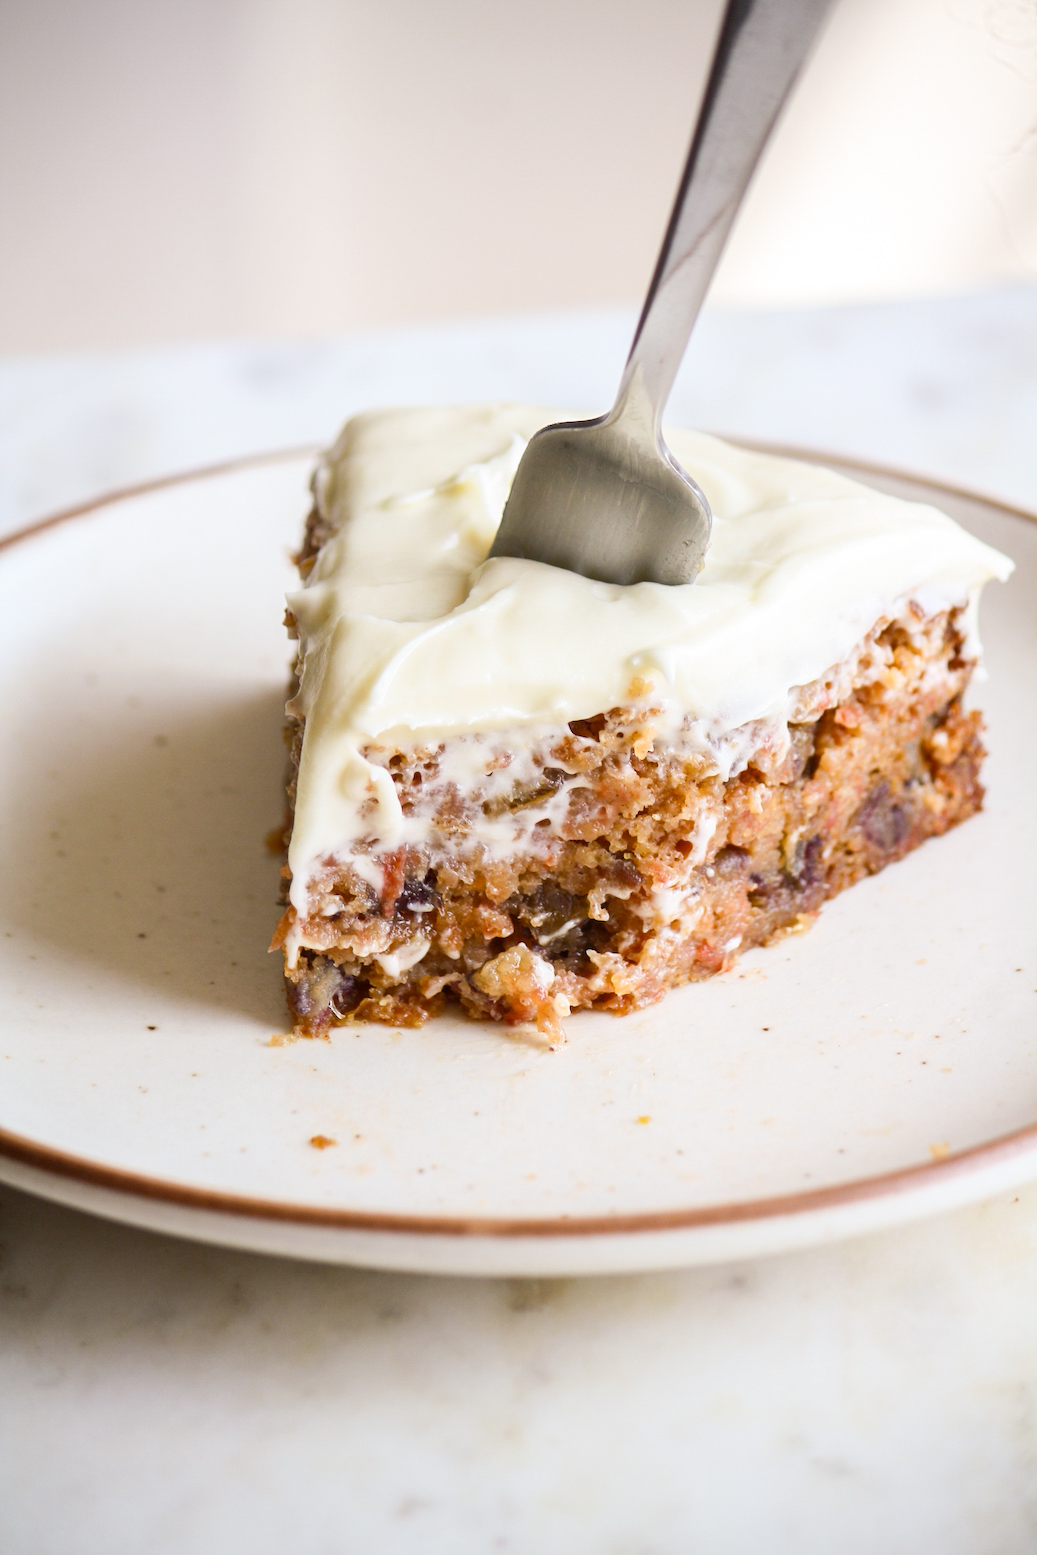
[615,0,833,433]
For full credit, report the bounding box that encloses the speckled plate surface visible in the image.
[0,450,1034,1275]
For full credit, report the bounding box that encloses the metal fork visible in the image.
[489,0,833,586]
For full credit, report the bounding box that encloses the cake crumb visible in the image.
[309,1134,337,1149]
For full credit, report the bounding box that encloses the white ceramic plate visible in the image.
[0,450,1034,1276]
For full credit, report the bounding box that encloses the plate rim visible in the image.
[2,442,1034,1245]
[3,1119,1037,1240]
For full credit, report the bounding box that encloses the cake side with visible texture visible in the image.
[273,406,1013,1040]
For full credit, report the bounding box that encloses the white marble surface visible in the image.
[3,287,1037,540]
[2,290,1037,1552]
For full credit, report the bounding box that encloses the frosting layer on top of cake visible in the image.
[286,404,1012,893]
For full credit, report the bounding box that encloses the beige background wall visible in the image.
[1,0,1035,354]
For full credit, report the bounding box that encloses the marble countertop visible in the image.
[2,290,1037,1554]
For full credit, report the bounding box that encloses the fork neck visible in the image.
[605,365,661,443]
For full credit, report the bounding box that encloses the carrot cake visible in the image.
[273,404,1013,1039]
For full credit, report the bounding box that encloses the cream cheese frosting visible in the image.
[286,404,1013,909]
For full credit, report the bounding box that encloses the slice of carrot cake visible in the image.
[273,404,1013,1039]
